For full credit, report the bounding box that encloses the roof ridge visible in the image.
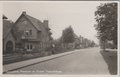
[25,14,42,23]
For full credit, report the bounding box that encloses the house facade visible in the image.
[12,11,52,52]
[3,15,15,53]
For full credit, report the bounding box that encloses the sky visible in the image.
[2,1,113,44]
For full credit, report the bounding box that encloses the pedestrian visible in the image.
[52,44,55,54]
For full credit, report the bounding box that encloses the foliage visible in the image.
[62,26,75,43]
[95,3,117,47]
[90,41,96,47]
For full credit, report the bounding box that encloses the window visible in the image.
[30,44,32,49]
[29,30,32,35]
[23,20,27,24]
[25,31,29,36]
[27,44,29,50]
[26,44,33,50]
[24,30,32,37]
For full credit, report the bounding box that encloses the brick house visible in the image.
[12,11,52,52]
[3,15,15,53]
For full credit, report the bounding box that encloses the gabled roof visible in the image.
[3,19,14,39]
[22,12,52,34]
[15,11,52,33]
[13,12,52,40]
[14,12,43,31]
[24,13,42,31]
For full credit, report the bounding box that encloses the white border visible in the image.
[0,1,119,77]
[116,0,119,76]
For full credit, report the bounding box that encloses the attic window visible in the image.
[25,31,29,36]
[29,30,32,35]
[25,30,32,36]
[23,20,27,24]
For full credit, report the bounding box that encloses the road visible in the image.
[6,47,110,74]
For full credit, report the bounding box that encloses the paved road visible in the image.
[6,47,110,74]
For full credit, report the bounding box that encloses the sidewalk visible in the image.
[3,49,79,73]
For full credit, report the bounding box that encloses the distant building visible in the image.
[73,34,80,49]
[12,11,52,52]
[3,15,15,53]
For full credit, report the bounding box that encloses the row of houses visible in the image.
[3,11,53,54]
[54,34,96,50]
[77,35,96,48]
[69,35,96,49]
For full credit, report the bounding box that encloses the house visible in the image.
[12,11,52,52]
[3,15,15,53]
[73,34,81,49]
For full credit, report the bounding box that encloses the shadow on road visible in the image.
[100,49,117,75]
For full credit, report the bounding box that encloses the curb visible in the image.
[3,49,78,73]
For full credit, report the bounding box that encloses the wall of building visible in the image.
[3,32,15,52]
[37,21,51,43]
[14,15,52,52]
[15,16,38,40]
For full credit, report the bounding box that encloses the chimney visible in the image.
[43,20,48,28]
[3,15,8,19]
[22,11,26,15]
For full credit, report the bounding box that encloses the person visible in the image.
[51,44,55,54]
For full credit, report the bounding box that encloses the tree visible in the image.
[90,41,96,47]
[62,26,75,43]
[94,3,117,49]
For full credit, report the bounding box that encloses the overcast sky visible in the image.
[3,1,114,44]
